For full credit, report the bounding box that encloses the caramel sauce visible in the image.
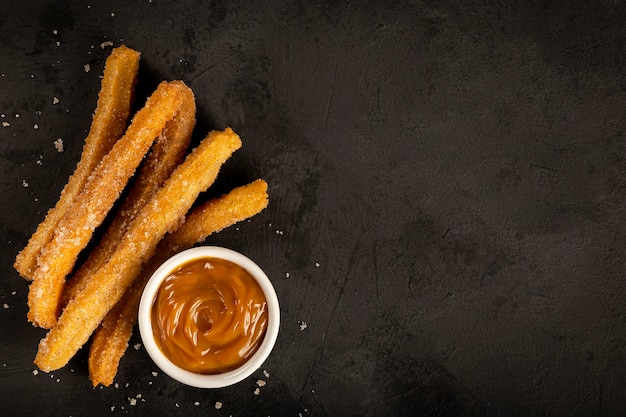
[151,257,268,374]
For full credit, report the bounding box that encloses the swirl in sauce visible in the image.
[151,256,268,374]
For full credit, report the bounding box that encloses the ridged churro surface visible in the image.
[35,128,242,372]
[27,81,191,329]
[14,46,140,280]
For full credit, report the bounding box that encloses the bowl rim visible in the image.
[138,245,280,388]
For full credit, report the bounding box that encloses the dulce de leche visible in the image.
[151,256,268,374]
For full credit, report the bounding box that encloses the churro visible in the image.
[27,81,192,329]
[88,180,269,386]
[62,88,196,306]
[14,46,140,280]
[34,128,242,372]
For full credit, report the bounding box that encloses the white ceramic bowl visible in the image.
[138,246,280,388]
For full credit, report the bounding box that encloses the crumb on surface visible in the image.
[53,138,64,152]
[215,401,223,409]
[100,41,114,49]
[52,97,59,104]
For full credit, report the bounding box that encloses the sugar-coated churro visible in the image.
[88,180,269,386]
[27,81,192,329]
[14,46,140,280]
[34,128,242,372]
[62,87,196,307]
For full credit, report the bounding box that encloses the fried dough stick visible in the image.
[15,46,140,280]
[27,81,192,329]
[89,180,269,386]
[62,90,196,306]
[34,128,242,372]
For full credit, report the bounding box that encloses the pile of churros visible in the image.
[14,46,269,387]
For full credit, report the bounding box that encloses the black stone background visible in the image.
[0,0,625,416]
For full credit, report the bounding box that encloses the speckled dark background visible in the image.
[1,0,625,416]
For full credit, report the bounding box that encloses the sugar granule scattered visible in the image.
[263,370,270,378]
[285,272,290,278]
[128,398,137,406]
[194,402,200,406]
[22,180,29,187]
[215,401,223,410]
[84,64,91,72]
[54,138,64,152]
[2,121,10,127]
[3,303,8,309]
[56,41,61,47]
[100,41,114,49]
[34,124,39,129]
[256,379,266,387]
[33,370,38,375]
[52,29,58,35]
[52,96,59,104]
[152,371,158,377]
[253,388,260,395]
[315,262,320,267]
[134,343,141,350]
[110,406,115,411]
[299,321,308,331]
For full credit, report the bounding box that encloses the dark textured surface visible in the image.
[1,0,625,415]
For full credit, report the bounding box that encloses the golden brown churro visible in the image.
[14,46,140,280]
[34,129,242,372]
[88,180,269,386]
[62,88,196,306]
[27,81,192,329]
